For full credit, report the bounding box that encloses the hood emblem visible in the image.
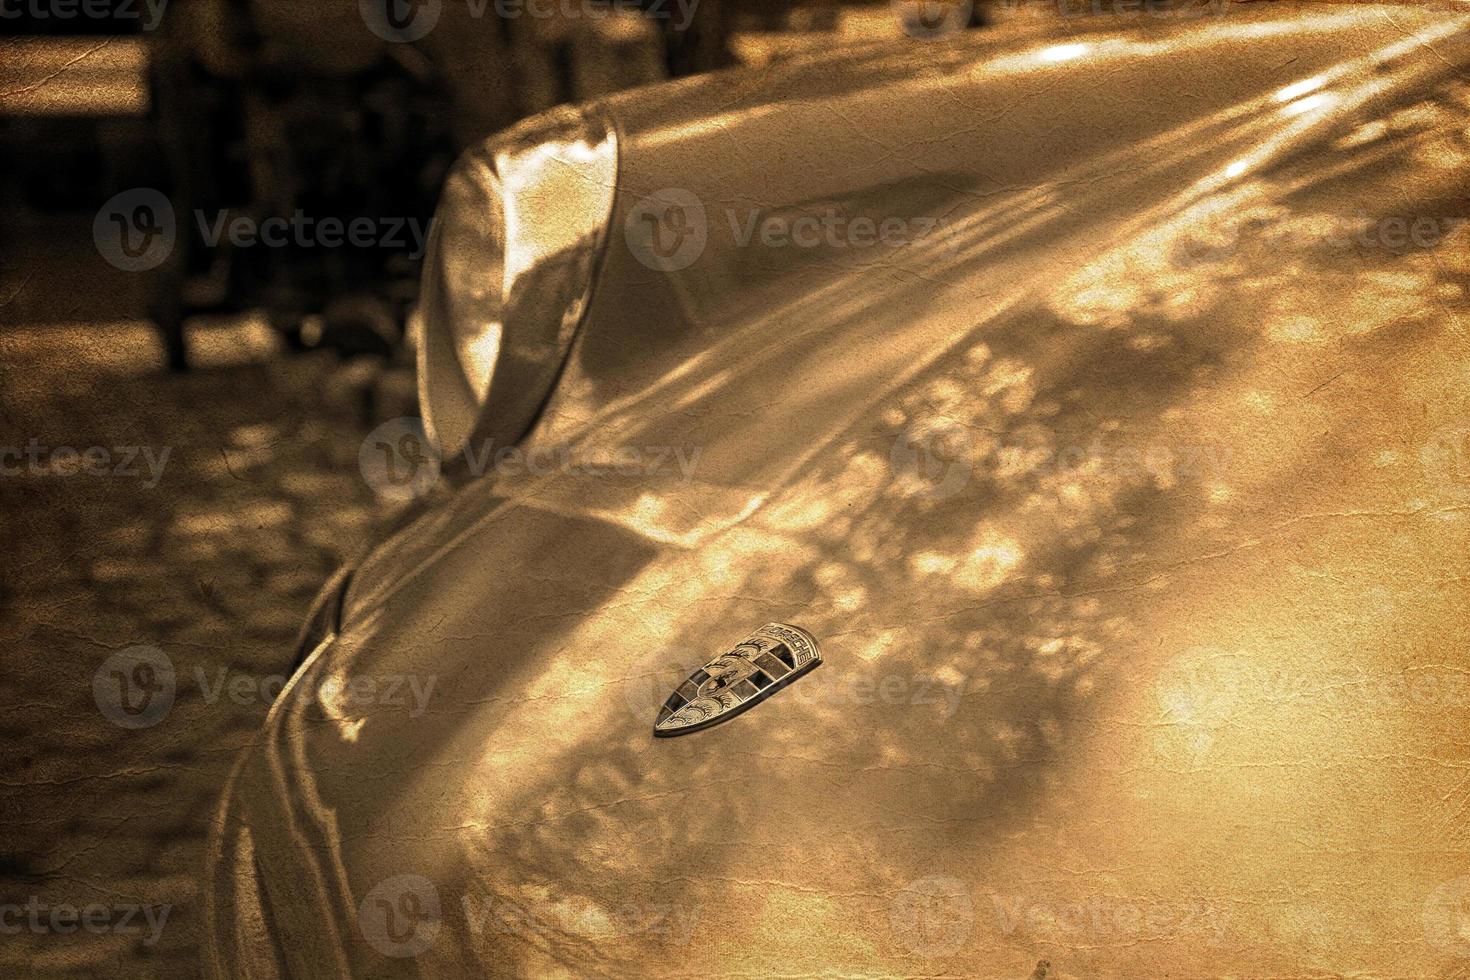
[654,623,822,737]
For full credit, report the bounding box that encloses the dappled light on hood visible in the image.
[230,10,1470,977]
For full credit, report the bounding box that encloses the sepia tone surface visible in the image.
[4,1,1470,977]
[214,4,1470,977]
[0,323,396,975]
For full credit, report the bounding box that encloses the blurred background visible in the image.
[0,1,984,974]
[1,0,980,376]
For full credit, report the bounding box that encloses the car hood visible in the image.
[209,7,1470,977]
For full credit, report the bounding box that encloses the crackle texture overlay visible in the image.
[0,320,393,976]
[209,6,1470,975]
[7,2,1470,978]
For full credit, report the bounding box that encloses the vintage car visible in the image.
[205,3,1470,976]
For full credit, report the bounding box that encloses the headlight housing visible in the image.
[417,106,619,459]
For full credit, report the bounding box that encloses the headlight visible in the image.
[418,106,619,458]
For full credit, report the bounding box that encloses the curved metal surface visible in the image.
[418,106,619,458]
[209,6,1470,977]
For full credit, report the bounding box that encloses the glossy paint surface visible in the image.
[208,7,1470,976]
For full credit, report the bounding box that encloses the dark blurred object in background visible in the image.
[148,1,456,369]
[1,0,969,376]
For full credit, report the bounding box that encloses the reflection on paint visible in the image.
[1039,42,1089,63]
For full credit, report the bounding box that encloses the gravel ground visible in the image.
[0,318,408,977]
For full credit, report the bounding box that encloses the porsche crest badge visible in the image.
[654,623,822,737]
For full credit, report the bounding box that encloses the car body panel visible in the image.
[208,6,1470,977]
